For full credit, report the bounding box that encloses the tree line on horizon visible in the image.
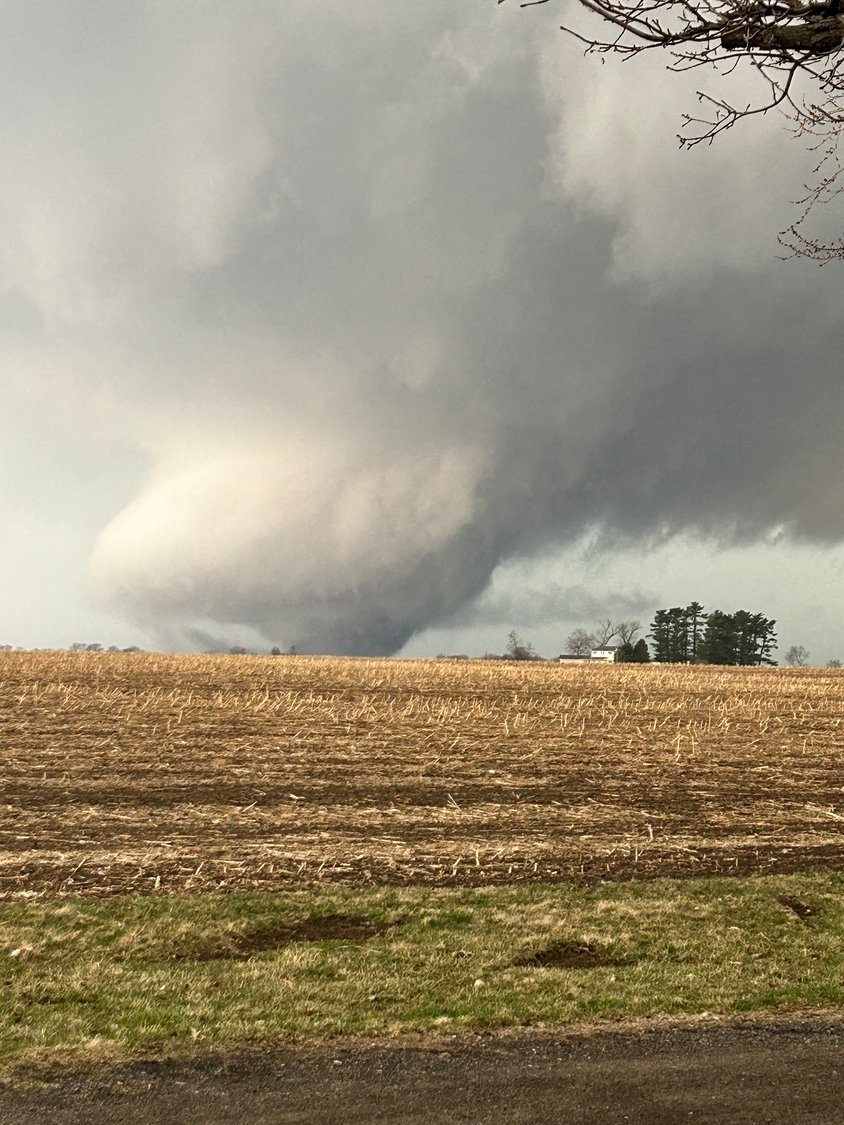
[562,605,779,665]
[648,603,777,666]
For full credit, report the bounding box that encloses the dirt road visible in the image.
[3,1021,844,1124]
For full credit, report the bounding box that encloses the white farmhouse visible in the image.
[590,645,620,663]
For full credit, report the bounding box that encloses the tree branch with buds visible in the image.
[501,0,844,259]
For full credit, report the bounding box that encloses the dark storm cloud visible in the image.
[3,2,842,653]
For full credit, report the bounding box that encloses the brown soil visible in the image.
[3,1021,844,1123]
[3,651,844,898]
[512,941,633,969]
[777,895,819,920]
[174,913,394,961]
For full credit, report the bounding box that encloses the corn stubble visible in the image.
[2,651,844,898]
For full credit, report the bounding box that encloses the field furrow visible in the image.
[2,651,844,897]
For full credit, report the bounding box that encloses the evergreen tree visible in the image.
[750,614,778,665]
[616,636,650,662]
[648,610,671,662]
[701,610,778,665]
[666,607,688,662]
[649,605,704,662]
[650,602,776,665]
[733,610,757,666]
[687,601,706,662]
[701,610,738,664]
[631,638,650,662]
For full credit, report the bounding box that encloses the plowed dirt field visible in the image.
[3,651,844,897]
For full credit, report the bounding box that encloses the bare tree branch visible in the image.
[502,0,844,258]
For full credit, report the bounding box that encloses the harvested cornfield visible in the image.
[2,650,844,898]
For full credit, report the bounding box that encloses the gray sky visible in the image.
[2,1,843,663]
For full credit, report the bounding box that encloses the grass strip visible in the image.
[2,872,844,1074]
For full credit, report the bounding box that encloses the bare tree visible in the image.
[785,643,810,665]
[506,629,538,659]
[616,620,642,646]
[567,627,597,655]
[590,619,641,646]
[593,618,621,646]
[503,0,844,259]
[827,657,843,667]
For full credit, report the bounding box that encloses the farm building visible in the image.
[558,647,620,663]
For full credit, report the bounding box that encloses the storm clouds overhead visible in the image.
[2,2,843,657]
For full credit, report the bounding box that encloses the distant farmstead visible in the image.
[558,646,620,664]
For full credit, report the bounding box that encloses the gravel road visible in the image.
[3,1020,844,1124]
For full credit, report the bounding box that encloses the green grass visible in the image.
[3,872,844,1074]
